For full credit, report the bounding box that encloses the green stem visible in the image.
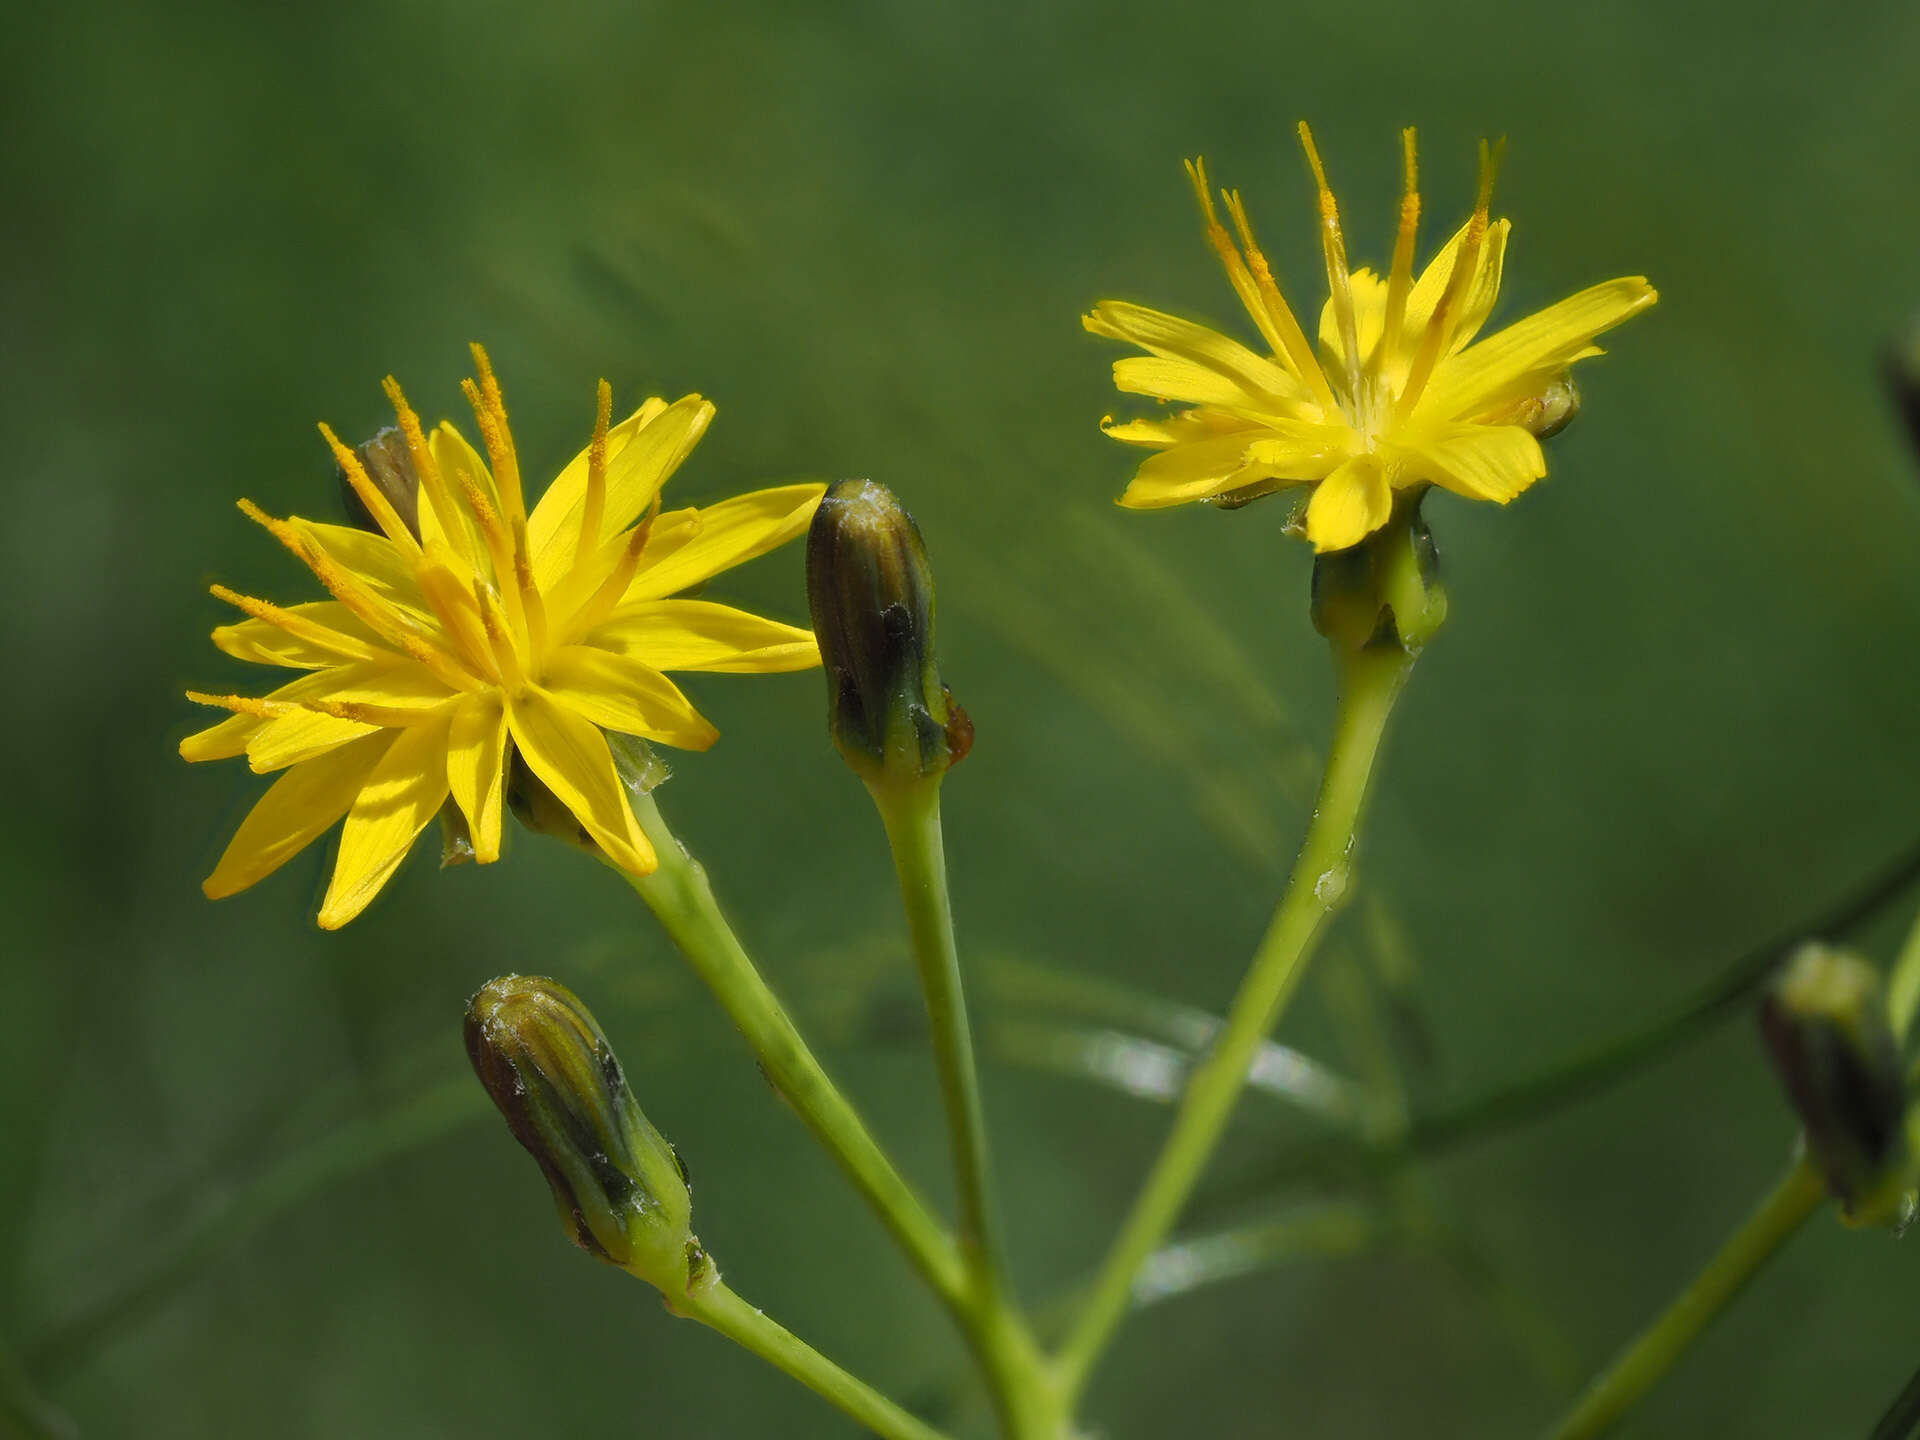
[623,792,968,1311]
[1201,828,1920,1220]
[1889,896,1920,1043]
[1053,641,1414,1403]
[871,780,1004,1283]
[1543,1160,1825,1440]
[624,794,1062,1439]
[684,1281,953,1440]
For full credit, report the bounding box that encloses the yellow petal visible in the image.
[625,484,825,601]
[587,599,820,674]
[1391,422,1544,503]
[1084,302,1313,413]
[1316,267,1389,374]
[447,692,509,864]
[203,731,396,899]
[316,713,455,929]
[246,710,381,773]
[1112,356,1297,413]
[1401,218,1511,360]
[181,665,399,764]
[240,662,459,772]
[1119,424,1350,510]
[1304,457,1392,552]
[1100,410,1260,448]
[527,396,713,587]
[211,600,387,669]
[541,644,719,749]
[180,709,268,763]
[1419,277,1656,421]
[505,687,655,873]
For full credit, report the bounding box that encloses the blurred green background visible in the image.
[7,0,1920,1434]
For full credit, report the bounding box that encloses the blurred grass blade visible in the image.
[980,953,1370,1131]
[1127,1203,1381,1310]
[986,1016,1366,1131]
[1870,1358,1920,1440]
[28,1077,483,1378]
[0,1345,76,1440]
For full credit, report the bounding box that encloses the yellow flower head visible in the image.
[1086,125,1657,552]
[183,346,823,928]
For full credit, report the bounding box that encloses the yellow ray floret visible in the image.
[1085,127,1657,552]
[183,349,823,928]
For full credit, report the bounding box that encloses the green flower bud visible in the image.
[1885,317,1920,462]
[338,427,422,540]
[1309,500,1448,655]
[1512,372,1581,441]
[1759,943,1914,1226]
[805,479,972,788]
[465,975,704,1292]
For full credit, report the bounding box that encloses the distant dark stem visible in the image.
[1870,1358,1920,1440]
[1198,831,1920,1214]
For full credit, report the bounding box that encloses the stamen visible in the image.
[319,423,421,555]
[236,499,478,692]
[466,345,526,523]
[1395,138,1501,422]
[472,576,525,690]
[185,690,294,719]
[440,413,533,653]
[564,494,661,642]
[1297,122,1362,407]
[580,379,612,561]
[381,376,473,566]
[460,370,548,654]
[414,548,503,685]
[1379,127,1422,376]
[210,583,385,663]
[1206,174,1341,414]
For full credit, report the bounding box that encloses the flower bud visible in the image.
[1759,943,1914,1226]
[1885,318,1920,463]
[805,479,971,788]
[1309,502,1448,654]
[1513,373,1581,441]
[338,427,422,540]
[465,975,703,1291]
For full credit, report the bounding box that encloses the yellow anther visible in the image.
[566,494,661,643]
[318,422,419,554]
[209,583,384,662]
[234,499,478,692]
[1215,182,1341,415]
[1380,127,1423,375]
[381,375,471,563]
[465,347,525,522]
[472,576,525,689]
[185,690,293,719]
[1296,122,1361,409]
[1396,137,1501,421]
[580,377,613,560]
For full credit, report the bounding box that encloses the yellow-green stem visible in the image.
[1542,1160,1824,1440]
[624,793,1062,1438]
[624,792,968,1311]
[1054,641,1414,1402]
[685,1281,953,1440]
[872,779,1005,1284]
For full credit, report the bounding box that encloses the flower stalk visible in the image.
[1054,624,1418,1402]
[1541,1160,1826,1440]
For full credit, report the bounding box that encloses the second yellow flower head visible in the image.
[1087,125,1657,551]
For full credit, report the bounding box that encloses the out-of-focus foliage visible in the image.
[5,0,1920,1435]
